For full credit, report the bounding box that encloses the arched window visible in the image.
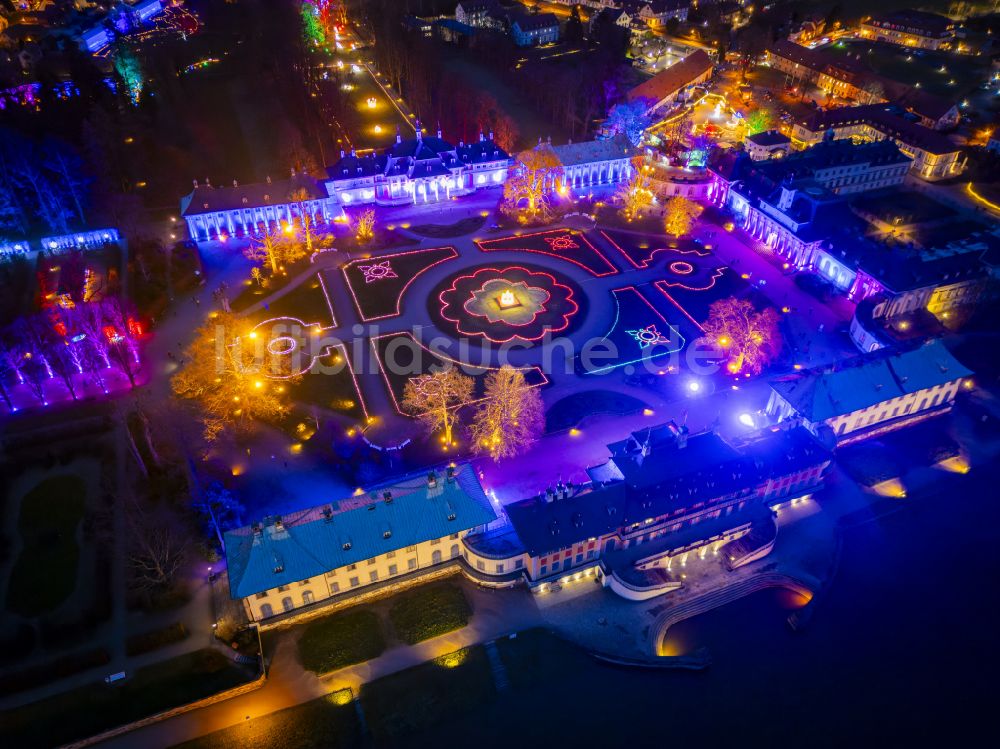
[282,596,294,612]
[302,590,314,605]
[450,544,460,559]
[431,549,442,565]
[260,603,273,619]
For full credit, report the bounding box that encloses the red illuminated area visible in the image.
[435,264,581,344]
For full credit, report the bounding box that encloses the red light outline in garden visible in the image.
[369,331,549,417]
[341,246,459,322]
[601,230,711,271]
[475,229,618,278]
[437,265,578,343]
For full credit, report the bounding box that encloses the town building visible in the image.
[509,12,559,46]
[225,465,497,622]
[745,130,792,161]
[626,0,690,28]
[791,104,965,181]
[590,6,636,38]
[79,0,164,53]
[766,340,972,444]
[180,172,338,243]
[764,40,960,131]
[454,0,500,28]
[848,222,995,351]
[627,49,714,114]
[859,10,954,51]
[503,422,831,591]
[325,128,511,207]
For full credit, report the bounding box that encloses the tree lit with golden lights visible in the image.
[171,313,297,441]
[702,297,782,376]
[401,368,474,448]
[663,195,702,238]
[470,365,544,462]
[501,145,564,223]
[614,157,655,221]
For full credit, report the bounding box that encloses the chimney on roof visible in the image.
[396,125,401,145]
[437,121,442,139]
[340,149,345,158]
[545,487,555,503]
[383,490,393,504]
[489,130,494,141]
[322,507,333,522]
[291,167,296,177]
[479,130,485,142]
[350,148,356,157]
[205,177,211,187]
[446,465,456,482]
[427,470,438,488]
[192,179,199,188]
[266,175,272,184]
[233,179,238,188]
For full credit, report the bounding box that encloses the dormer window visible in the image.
[383,530,392,539]
[342,542,352,551]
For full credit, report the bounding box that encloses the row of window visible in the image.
[539,549,598,577]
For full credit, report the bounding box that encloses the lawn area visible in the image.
[5,474,86,617]
[823,40,988,97]
[175,689,361,749]
[388,583,471,645]
[297,609,387,674]
[494,628,588,690]
[0,649,255,749]
[359,645,495,742]
[409,216,485,238]
[545,390,647,433]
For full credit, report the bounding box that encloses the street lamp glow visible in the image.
[687,380,701,393]
[738,413,755,428]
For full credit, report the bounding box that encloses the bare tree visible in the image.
[42,138,89,227]
[126,498,189,594]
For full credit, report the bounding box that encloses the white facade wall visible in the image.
[245,530,470,621]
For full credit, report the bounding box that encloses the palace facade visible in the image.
[224,423,832,621]
[325,129,511,207]
[225,465,498,623]
[767,340,972,444]
[180,131,512,241]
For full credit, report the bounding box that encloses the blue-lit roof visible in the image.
[224,465,495,598]
[770,340,972,422]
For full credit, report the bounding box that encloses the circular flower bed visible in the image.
[435,265,580,343]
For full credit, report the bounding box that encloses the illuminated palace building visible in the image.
[325,128,511,207]
[709,139,911,290]
[180,130,510,241]
[224,424,831,623]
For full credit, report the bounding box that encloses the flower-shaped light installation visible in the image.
[438,265,579,343]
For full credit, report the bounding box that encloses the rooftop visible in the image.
[747,130,792,147]
[866,10,953,36]
[180,173,325,218]
[770,340,972,422]
[224,465,496,598]
[545,133,638,167]
[506,423,829,555]
[627,49,713,106]
[796,104,960,156]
